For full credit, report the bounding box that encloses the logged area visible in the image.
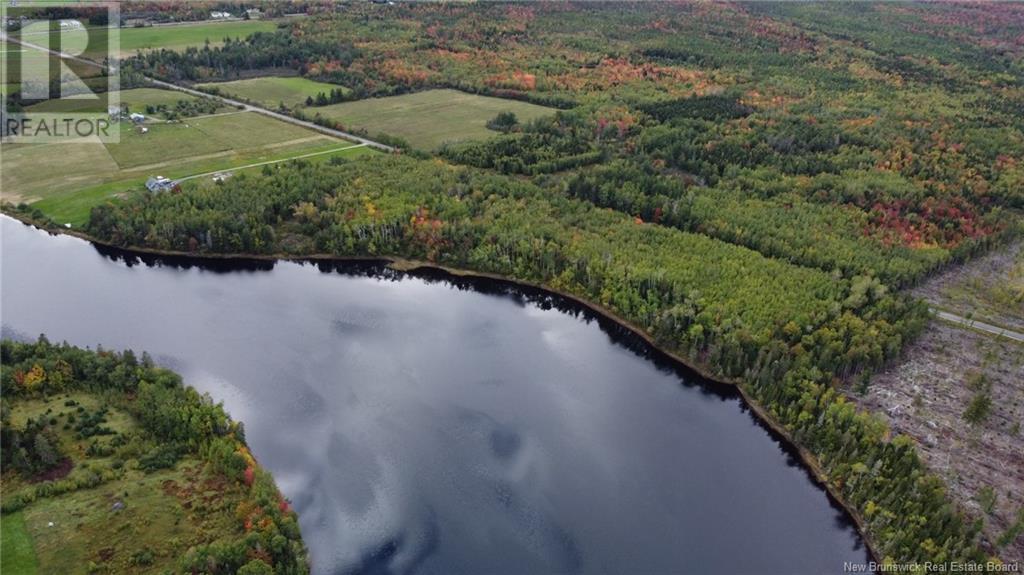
[2,0,1024,572]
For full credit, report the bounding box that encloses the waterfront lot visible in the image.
[2,108,374,226]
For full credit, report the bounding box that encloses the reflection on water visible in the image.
[2,217,868,574]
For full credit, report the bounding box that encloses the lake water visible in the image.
[1,216,869,574]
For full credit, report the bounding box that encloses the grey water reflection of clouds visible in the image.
[1,217,869,575]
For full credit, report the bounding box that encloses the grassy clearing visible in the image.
[118,21,279,55]
[0,391,251,574]
[1,110,350,218]
[316,89,556,150]
[30,138,375,226]
[3,111,376,227]
[21,460,239,575]
[26,88,232,119]
[104,112,319,169]
[1,139,121,205]
[3,36,104,100]
[44,20,281,58]
[106,122,232,168]
[1,513,38,575]
[0,341,308,574]
[198,76,348,108]
[191,111,319,147]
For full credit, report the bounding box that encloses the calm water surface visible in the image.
[1,217,869,574]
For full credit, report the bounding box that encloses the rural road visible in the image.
[1,31,396,152]
[932,308,1024,343]
[145,78,396,152]
[174,142,367,183]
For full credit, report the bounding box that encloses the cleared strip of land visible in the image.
[932,310,1024,344]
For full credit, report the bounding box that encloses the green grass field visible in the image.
[1,513,39,575]
[118,20,279,55]
[316,89,556,150]
[2,108,375,225]
[8,20,276,59]
[198,76,348,108]
[26,88,232,119]
[40,20,280,58]
[3,37,104,99]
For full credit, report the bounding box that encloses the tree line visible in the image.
[83,155,988,562]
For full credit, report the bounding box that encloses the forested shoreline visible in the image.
[7,0,1024,566]
[42,149,988,563]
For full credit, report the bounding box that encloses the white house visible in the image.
[210,11,232,19]
[129,112,145,124]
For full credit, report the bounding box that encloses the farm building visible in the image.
[145,176,174,193]
[129,112,145,124]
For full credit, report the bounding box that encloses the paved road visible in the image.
[932,308,1024,343]
[1,32,396,152]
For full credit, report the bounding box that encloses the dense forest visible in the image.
[23,0,1024,564]
[84,154,983,564]
[0,338,308,574]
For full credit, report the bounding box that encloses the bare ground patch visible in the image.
[913,240,1024,333]
[851,322,1024,560]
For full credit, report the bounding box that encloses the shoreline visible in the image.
[2,211,881,563]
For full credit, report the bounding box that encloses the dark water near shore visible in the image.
[1,217,870,574]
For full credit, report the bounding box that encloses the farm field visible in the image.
[316,89,556,150]
[198,76,348,108]
[40,20,280,58]
[26,88,234,118]
[8,19,277,59]
[1,110,374,225]
[117,20,279,55]
[2,37,105,97]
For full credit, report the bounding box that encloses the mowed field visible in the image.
[2,99,375,225]
[198,76,348,108]
[26,88,234,118]
[316,89,556,150]
[3,37,106,96]
[6,20,277,60]
[118,20,279,55]
[1,513,38,574]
